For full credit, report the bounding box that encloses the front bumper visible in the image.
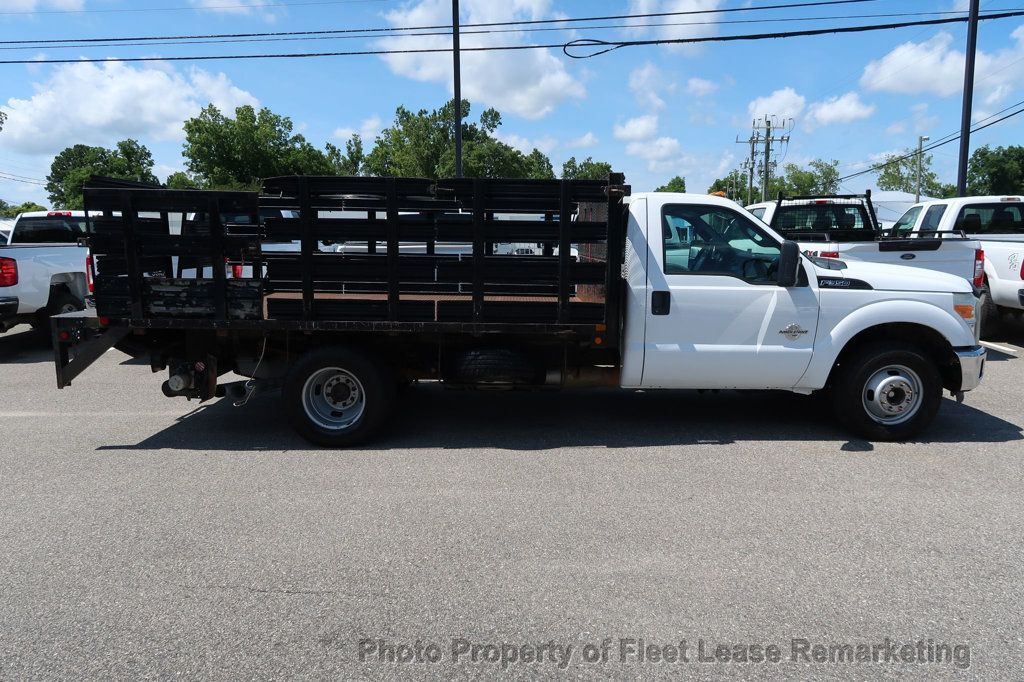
[955,346,986,392]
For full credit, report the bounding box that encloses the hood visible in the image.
[809,258,973,294]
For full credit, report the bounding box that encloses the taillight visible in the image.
[820,251,840,259]
[973,249,985,289]
[0,257,17,287]
[47,211,72,217]
[85,253,94,293]
[232,264,243,279]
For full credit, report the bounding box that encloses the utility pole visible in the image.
[916,135,930,202]
[956,0,980,196]
[754,116,791,201]
[452,0,463,177]
[736,126,759,205]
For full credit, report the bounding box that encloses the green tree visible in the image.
[874,148,953,198]
[364,99,558,180]
[0,110,6,133]
[655,176,687,193]
[326,134,366,176]
[967,145,1024,195]
[182,104,333,190]
[707,170,750,202]
[0,199,47,218]
[165,171,200,189]
[46,139,158,209]
[777,158,840,196]
[561,156,613,180]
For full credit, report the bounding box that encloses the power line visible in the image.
[0,9,1008,52]
[0,0,890,44]
[0,0,393,16]
[839,103,1024,182]
[562,10,1024,58]
[3,10,1023,66]
[0,172,47,187]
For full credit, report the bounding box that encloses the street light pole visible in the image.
[916,135,930,203]
[452,0,463,178]
[956,0,981,196]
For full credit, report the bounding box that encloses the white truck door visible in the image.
[640,200,820,389]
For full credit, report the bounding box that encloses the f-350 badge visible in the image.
[779,324,809,341]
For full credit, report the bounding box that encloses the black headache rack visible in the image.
[55,174,629,387]
[771,190,881,242]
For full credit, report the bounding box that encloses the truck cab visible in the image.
[620,192,984,439]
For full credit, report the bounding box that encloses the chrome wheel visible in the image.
[862,364,923,426]
[301,367,366,431]
[58,302,80,314]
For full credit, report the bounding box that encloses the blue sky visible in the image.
[2,0,1024,207]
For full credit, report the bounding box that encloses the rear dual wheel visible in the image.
[283,347,396,447]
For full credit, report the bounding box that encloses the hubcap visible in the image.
[862,364,923,426]
[301,367,366,431]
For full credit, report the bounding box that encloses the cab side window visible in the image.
[920,205,947,234]
[662,205,781,284]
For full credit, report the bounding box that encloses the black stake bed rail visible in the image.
[82,174,630,342]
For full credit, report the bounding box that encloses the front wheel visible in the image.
[283,346,396,447]
[830,342,942,442]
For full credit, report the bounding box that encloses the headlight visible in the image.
[953,292,978,328]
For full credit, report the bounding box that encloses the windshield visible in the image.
[10,216,88,243]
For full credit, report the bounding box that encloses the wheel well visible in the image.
[47,273,87,305]
[828,323,960,391]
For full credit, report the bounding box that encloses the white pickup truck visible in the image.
[0,210,89,334]
[746,194,984,289]
[56,177,987,444]
[892,196,1024,331]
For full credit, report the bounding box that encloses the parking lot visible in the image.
[1,321,1023,678]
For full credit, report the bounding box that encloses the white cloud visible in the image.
[861,27,1024,108]
[333,115,382,143]
[629,62,673,111]
[747,87,806,120]
[189,0,276,20]
[860,33,965,97]
[495,132,557,154]
[0,62,258,155]
[805,92,875,128]
[625,0,724,52]
[626,136,684,172]
[886,121,907,135]
[565,132,598,149]
[614,114,659,141]
[5,0,85,10]
[376,0,584,120]
[686,77,718,97]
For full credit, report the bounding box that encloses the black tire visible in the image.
[283,346,396,447]
[830,342,943,442]
[979,284,1000,339]
[33,290,84,336]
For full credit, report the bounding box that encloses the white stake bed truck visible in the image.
[51,175,985,445]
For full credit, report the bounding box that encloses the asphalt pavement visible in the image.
[1,321,1022,679]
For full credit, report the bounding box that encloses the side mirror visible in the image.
[777,240,801,287]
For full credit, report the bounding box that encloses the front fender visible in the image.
[797,298,974,390]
